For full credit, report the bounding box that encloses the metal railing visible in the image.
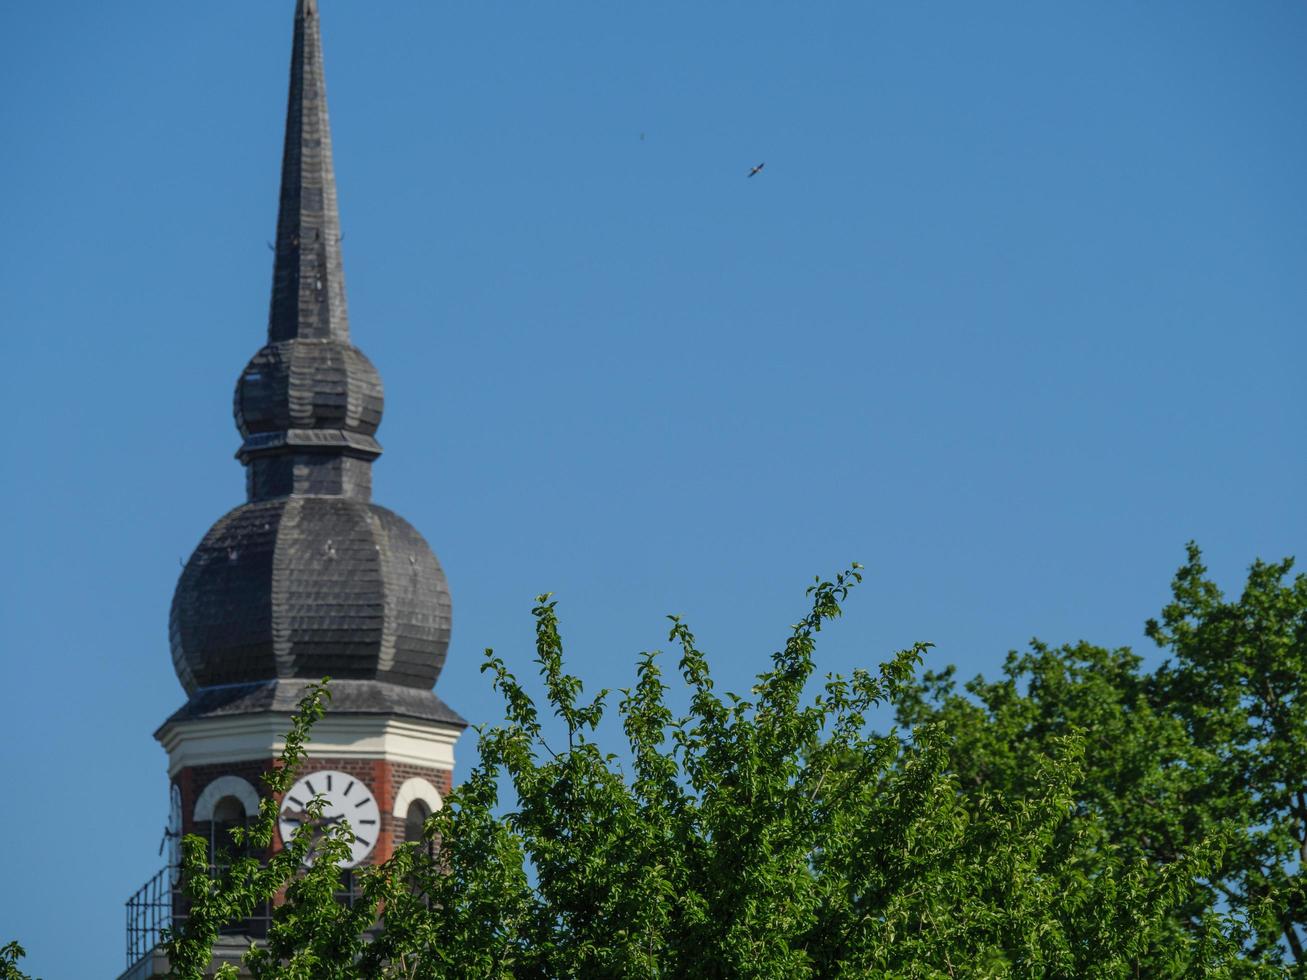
[125,866,173,968]
[125,866,362,969]
[124,865,274,969]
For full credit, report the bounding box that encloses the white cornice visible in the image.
[158,714,461,777]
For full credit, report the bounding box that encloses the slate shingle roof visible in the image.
[159,679,466,730]
[235,339,384,461]
[167,0,456,722]
[171,498,452,695]
[269,0,349,346]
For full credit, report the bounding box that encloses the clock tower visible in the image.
[124,1,464,973]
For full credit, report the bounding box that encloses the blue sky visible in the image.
[2,1,1304,975]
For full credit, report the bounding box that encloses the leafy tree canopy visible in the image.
[898,544,1306,973]
[6,548,1302,978]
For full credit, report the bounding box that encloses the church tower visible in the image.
[125,2,463,971]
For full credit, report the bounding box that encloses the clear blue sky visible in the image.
[2,1,1304,975]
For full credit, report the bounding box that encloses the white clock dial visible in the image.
[277,770,380,868]
[168,784,183,884]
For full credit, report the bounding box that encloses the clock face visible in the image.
[277,770,380,868]
[168,784,183,884]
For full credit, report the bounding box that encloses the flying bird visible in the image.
[748,162,765,178]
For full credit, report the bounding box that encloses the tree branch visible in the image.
[1284,919,1304,963]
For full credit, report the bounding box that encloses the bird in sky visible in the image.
[748,162,765,178]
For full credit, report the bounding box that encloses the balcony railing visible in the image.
[124,865,363,969]
[124,865,275,970]
[124,866,172,969]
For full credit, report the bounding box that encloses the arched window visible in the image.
[404,799,431,845]
[209,795,249,866]
[207,795,259,935]
[186,776,265,934]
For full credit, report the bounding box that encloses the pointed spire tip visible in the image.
[270,0,348,343]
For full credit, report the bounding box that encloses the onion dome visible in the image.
[235,340,384,446]
[170,497,450,694]
[168,0,457,723]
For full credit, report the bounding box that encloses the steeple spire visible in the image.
[233,0,384,500]
[269,0,348,342]
[164,0,459,829]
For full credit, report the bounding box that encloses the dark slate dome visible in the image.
[170,497,451,695]
[235,339,383,440]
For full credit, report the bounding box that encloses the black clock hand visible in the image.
[283,811,347,832]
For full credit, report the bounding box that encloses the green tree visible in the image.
[899,544,1306,973]
[186,565,1244,977]
[5,560,1267,977]
[0,943,29,980]
[1149,545,1307,963]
